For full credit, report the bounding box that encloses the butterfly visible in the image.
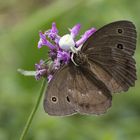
[43,20,137,116]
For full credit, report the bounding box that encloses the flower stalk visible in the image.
[19,78,47,140]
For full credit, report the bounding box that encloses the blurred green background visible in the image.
[0,0,140,140]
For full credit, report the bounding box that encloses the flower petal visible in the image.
[52,22,58,34]
[35,60,48,80]
[45,22,61,44]
[70,23,81,39]
[38,32,56,49]
[48,74,53,83]
[76,27,96,47]
[35,59,44,70]
[35,69,47,80]
[57,50,70,63]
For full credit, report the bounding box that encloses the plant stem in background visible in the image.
[19,78,47,140]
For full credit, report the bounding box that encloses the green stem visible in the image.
[19,78,47,140]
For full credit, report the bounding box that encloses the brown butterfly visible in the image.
[44,21,137,116]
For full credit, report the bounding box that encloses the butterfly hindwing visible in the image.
[67,64,112,115]
[44,63,112,116]
[44,65,76,116]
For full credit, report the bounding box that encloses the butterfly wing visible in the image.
[44,63,112,116]
[82,20,137,93]
[43,65,76,116]
[68,65,112,115]
[82,20,136,55]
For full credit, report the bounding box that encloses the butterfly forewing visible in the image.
[82,21,137,93]
[82,20,137,55]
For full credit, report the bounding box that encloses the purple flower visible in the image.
[35,60,44,69]
[70,24,81,39]
[45,22,60,44]
[57,50,70,64]
[38,32,56,49]
[76,27,96,47]
[35,60,48,80]
[52,59,61,70]
[36,22,96,82]
[35,69,47,80]
[49,49,57,60]
[48,74,53,83]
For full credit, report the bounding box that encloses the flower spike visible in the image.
[36,23,96,81]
